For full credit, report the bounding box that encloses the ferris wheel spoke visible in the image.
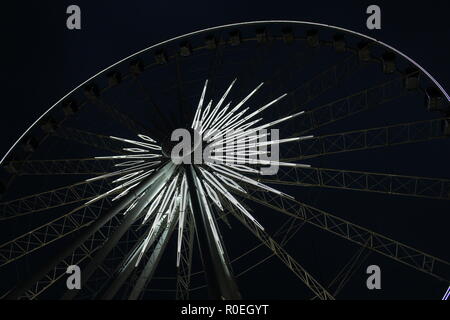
[3,168,168,299]
[95,231,150,300]
[0,178,114,220]
[189,213,306,280]
[232,214,306,279]
[282,118,448,161]
[61,207,145,300]
[236,187,450,283]
[227,201,306,265]
[0,197,113,268]
[100,218,175,300]
[63,166,177,300]
[89,165,178,300]
[53,127,126,154]
[2,158,118,176]
[260,166,450,200]
[80,228,146,299]
[13,221,117,300]
[224,197,334,300]
[284,72,417,136]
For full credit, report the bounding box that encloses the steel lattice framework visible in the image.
[0,21,449,300]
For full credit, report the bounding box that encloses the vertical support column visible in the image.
[185,165,241,300]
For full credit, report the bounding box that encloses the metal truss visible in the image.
[1,25,448,300]
[4,171,161,299]
[235,187,450,283]
[0,197,113,267]
[284,74,412,137]
[261,166,450,200]
[3,158,116,176]
[232,216,307,279]
[176,209,195,300]
[223,199,334,300]
[0,178,113,219]
[17,209,119,300]
[283,118,449,160]
[189,210,305,280]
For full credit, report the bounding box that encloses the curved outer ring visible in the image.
[1,20,449,165]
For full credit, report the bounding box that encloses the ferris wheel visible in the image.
[0,21,449,300]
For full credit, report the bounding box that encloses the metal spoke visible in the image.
[282,118,449,160]
[2,158,117,176]
[223,198,334,300]
[4,168,164,299]
[128,217,178,300]
[0,179,113,220]
[16,219,117,300]
[284,73,415,137]
[62,164,177,299]
[260,166,450,200]
[99,232,151,300]
[0,197,112,267]
[235,186,450,283]
[2,23,448,300]
[233,216,306,278]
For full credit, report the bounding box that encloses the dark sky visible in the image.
[0,0,448,300]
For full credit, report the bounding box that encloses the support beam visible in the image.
[282,118,448,161]
[0,179,113,220]
[2,158,117,176]
[224,199,334,300]
[284,74,412,137]
[261,166,450,200]
[234,186,450,283]
[0,199,110,267]
[62,164,176,299]
[185,166,241,300]
[128,218,177,299]
[176,209,195,300]
[4,163,173,299]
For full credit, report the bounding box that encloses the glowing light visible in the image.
[88,78,310,271]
